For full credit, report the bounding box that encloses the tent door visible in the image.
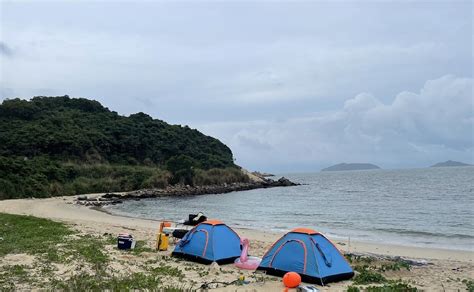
[195,229,209,257]
[269,239,307,274]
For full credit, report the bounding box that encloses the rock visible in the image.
[76,176,299,206]
[277,177,297,186]
[102,193,120,199]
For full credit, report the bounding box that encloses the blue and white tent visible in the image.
[172,220,241,264]
[257,228,354,284]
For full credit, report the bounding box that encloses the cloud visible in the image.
[1,1,471,114]
[1,1,472,171]
[199,75,474,171]
[0,42,14,57]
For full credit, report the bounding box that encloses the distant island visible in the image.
[430,160,471,168]
[321,163,381,172]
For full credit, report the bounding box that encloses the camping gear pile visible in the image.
[118,212,354,289]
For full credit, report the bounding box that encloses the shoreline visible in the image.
[102,203,474,256]
[1,195,473,290]
[74,176,299,207]
[0,195,472,263]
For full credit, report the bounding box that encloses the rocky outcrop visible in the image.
[75,177,299,207]
[251,171,275,178]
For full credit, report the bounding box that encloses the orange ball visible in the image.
[282,271,301,288]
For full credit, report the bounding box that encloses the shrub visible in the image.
[365,280,418,291]
[193,168,249,185]
[0,156,248,200]
[141,171,171,189]
[353,266,387,285]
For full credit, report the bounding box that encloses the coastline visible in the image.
[0,195,472,262]
[74,176,299,207]
[0,195,473,290]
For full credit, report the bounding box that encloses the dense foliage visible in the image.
[0,96,234,167]
[0,96,242,199]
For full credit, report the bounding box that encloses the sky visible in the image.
[0,0,473,172]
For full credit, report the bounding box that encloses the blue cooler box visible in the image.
[117,234,136,250]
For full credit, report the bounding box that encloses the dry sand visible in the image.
[0,195,473,291]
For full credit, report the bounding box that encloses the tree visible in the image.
[165,155,196,186]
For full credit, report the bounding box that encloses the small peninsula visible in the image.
[0,96,297,200]
[430,160,471,167]
[321,163,381,172]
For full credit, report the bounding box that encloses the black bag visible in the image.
[183,212,207,226]
[172,229,190,239]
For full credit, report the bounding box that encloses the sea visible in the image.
[106,166,474,251]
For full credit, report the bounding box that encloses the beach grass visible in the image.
[352,266,387,285]
[0,213,74,258]
[50,269,188,291]
[1,212,473,291]
[0,213,188,291]
[345,254,422,291]
[348,280,419,291]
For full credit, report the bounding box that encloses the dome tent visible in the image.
[257,228,354,285]
[172,220,241,264]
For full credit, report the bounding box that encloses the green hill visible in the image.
[0,96,248,199]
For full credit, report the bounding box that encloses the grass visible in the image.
[0,213,109,266]
[353,266,387,285]
[50,263,188,290]
[377,261,411,272]
[0,213,74,258]
[348,280,418,291]
[0,265,30,290]
[345,254,374,265]
[347,254,413,286]
[0,156,247,200]
[130,240,155,255]
[148,264,185,279]
[463,279,474,292]
[65,235,109,266]
[51,271,188,291]
[0,213,188,291]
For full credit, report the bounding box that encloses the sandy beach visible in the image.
[0,195,473,291]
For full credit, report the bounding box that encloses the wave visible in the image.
[373,227,474,239]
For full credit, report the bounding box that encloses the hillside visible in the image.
[430,160,471,167]
[321,163,381,172]
[0,96,247,199]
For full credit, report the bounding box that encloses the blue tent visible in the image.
[257,228,354,284]
[172,220,241,264]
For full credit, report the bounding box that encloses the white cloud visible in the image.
[199,75,474,171]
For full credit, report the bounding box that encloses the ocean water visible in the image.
[107,166,474,251]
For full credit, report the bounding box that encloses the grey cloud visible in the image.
[200,76,473,171]
[1,1,472,171]
[236,134,273,151]
[0,42,14,57]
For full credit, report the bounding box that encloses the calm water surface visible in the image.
[107,167,474,251]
